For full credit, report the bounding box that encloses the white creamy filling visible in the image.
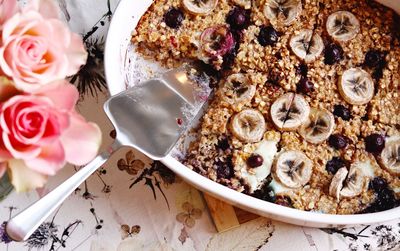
[241,140,277,193]
[356,159,376,178]
[386,135,400,144]
[269,179,292,194]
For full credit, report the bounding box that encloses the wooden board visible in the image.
[203,193,260,232]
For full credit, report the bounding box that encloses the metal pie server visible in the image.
[5,67,211,241]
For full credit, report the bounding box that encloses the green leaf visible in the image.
[0,173,13,201]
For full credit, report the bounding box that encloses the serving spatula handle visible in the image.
[5,142,121,242]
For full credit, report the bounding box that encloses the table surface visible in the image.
[1,1,400,250]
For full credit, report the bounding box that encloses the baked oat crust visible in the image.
[132,0,400,214]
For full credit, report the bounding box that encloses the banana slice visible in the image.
[221,73,256,106]
[326,11,360,42]
[379,138,400,176]
[329,164,366,200]
[338,68,374,105]
[230,109,266,143]
[329,167,348,200]
[183,0,218,15]
[340,164,365,198]
[263,0,302,26]
[271,93,310,131]
[232,0,251,9]
[299,108,335,144]
[273,150,313,188]
[289,29,324,63]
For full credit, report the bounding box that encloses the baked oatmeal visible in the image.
[132,0,400,214]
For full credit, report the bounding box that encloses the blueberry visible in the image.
[217,137,230,151]
[296,77,315,94]
[372,68,384,80]
[226,7,251,30]
[230,28,243,50]
[253,183,275,202]
[258,26,279,46]
[326,157,347,174]
[333,105,351,121]
[324,43,343,65]
[328,134,349,150]
[369,177,388,193]
[216,157,234,179]
[164,8,184,29]
[222,49,237,70]
[364,50,385,68]
[275,195,293,208]
[295,63,308,77]
[365,134,385,154]
[362,187,398,213]
[247,154,264,168]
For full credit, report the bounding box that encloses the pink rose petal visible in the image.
[34,80,79,111]
[61,112,102,166]
[47,19,71,49]
[2,131,42,159]
[2,12,42,40]
[25,140,65,175]
[66,32,88,76]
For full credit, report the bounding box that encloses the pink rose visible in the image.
[0,0,18,29]
[0,0,87,92]
[0,81,101,191]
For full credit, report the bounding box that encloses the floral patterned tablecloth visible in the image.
[1,1,400,250]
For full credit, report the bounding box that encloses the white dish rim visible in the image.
[104,0,400,227]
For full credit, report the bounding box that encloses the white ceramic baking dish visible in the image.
[104,0,400,227]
